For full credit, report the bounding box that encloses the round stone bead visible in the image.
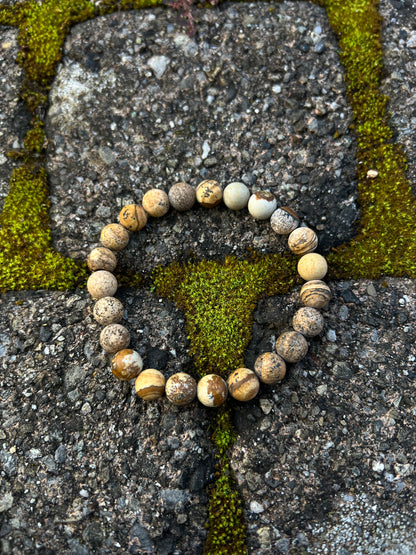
[111,349,143,380]
[142,189,170,217]
[300,280,332,309]
[297,253,328,281]
[99,323,130,353]
[223,182,250,210]
[197,374,228,407]
[87,247,117,272]
[196,180,223,208]
[292,307,324,337]
[270,207,300,235]
[165,372,197,406]
[276,331,308,363]
[248,191,277,220]
[100,223,130,251]
[118,204,147,231]
[227,368,260,402]
[288,227,318,255]
[254,352,286,385]
[93,296,124,325]
[87,270,117,300]
[168,182,196,212]
[135,369,165,400]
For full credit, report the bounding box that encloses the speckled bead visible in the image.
[297,253,328,281]
[248,191,277,220]
[196,180,223,208]
[135,369,165,400]
[275,331,308,363]
[99,323,130,353]
[288,227,318,255]
[165,372,197,406]
[87,270,118,300]
[87,247,117,272]
[254,352,286,385]
[300,280,332,309]
[111,349,143,380]
[142,189,170,217]
[100,223,130,251]
[223,182,250,210]
[227,368,260,402]
[93,296,124,325]
[118,204,147,231]
[168,182,196,212]
[197,374,228,407]
[292,307,324,337]
[270,207,300,235]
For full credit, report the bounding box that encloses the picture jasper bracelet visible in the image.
[86,180,331,408]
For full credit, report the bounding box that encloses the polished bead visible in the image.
[99,323,130,353]
[270,206,300,235]
[197,374,228,407]
[227,368,259,401]
[297,253,328,281]
[223,182,250,210]
[118,204,147,231]
[247,191,277,220]
[168,182,196,211]
[100,223,130,251]
[93,296,124,325]
[300,280,331,309]
[111,349,143,380]
[196,180,223,208]
[165,372,197,405]
[87,247,117,272]
[275,331,308,363]
[135,369,165,400]
[87,270,117,300]
[292,307,324,337]
[254,352,286,384]
[142,189,170,217]
[288,227,318,255]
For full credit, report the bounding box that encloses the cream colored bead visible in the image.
[300,280,331,309]
[197,374,228,407]
[118,204,147,231]
[248,191,277,220]
[142,189,170,217]
[196,180,223,208]
[168,182,196,211]
[292,307,324,337]
[297,253,328,281]
[254,352,286,384]
[223,182,250,210]
[288,227,318,255]
[111,349,143,380]
[276,331,308,363]
[87,270,117,300]
[99,323,130,353]
[93,296,124,325]
[87,247,117,272]
[100,223,130,251]
[227,368,259,401]
[135,369,165,400]
[165,372,197,406]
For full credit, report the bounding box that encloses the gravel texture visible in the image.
[1,1,416,554]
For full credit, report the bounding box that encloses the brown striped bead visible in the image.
[135,369,165,400]
[227,368,260,401]
[300,280,331,309]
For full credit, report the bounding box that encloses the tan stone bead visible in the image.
[135,369,165,400]
[87,270,117,300]
[297,253,328,281]
[196,180,223,208]
[165,372,197,406]
[270,206,300,235]
[142,189,170,217]
[300,280,332,309]
[275,331,308,363]
[197,374,228,407]
[292,307,324,337]
[99,323,130,353]
[288,227,318,255]
[100,223,130,251]
[168,182,196,212]
[87,247,117,272]
[93,296,124,325]
[227,368,260,402]
[118,204,147,231]
[254,352,286,384]
[111,349,143,380]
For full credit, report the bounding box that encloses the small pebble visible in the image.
[196,180,223,207]
[292,307,324,337]
[100,223,130,251]
[223,182,250,210]
[227,368,260,401]
[297,253,328,281]
[247,191,277,220]
[142,189,170,217]
[288,227,318,255]
[111,349,143,380]
[118,204,147,231]
[87,270,118,300]
[270,206,299,235]
[367,169,378,178]
[99,323,130,353]
[197,374,228,407]
[135,369,165,400]
[93,296,124,325]
[300,280,331,309]
[165,372,197,405]
[168,182,196,211]
[87,247,117,272]
[254,352,286,384]
[276,331,308,363]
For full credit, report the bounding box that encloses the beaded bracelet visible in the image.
[86,180,331,408]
